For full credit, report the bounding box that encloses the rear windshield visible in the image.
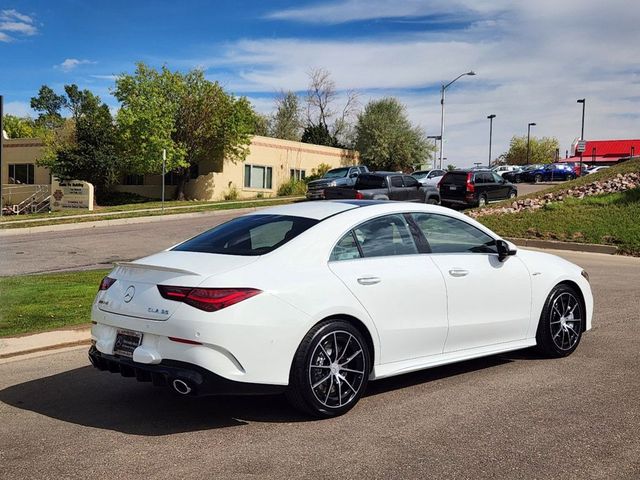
[323,168,350,179]
[173,215,318,256]
[440,172,468,185]
[355,175,386,189]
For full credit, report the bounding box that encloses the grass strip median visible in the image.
[0,269,110,337]
[478,187,640,255]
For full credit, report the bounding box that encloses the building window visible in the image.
[124,174,144,186]
[290,168,306,181]
[8,164,35,184]
[164,171,179,186]
[244,164,273,189]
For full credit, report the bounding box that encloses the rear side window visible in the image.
[441,172,468,185]
[356,175,387,189]
[403,176,420,187]
[173,215,318,256]
[329,231,361,261]
[390,176,403,187]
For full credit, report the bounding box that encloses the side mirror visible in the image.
[496,239,517,261]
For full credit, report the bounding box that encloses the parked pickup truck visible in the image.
[324,172,441,203]
[306,165,369,200]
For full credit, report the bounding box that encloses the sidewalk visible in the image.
[0,327,91,360]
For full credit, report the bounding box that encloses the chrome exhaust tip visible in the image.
[172,378,192,395]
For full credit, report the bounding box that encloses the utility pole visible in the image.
[577,99,586,175]
[526,122,536,165]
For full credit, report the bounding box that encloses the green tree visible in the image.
[502,135,560,165]
[38,88,120,199]
[252,113,271,136]
[446,164,457,172]
[30,85,66,129]
[270,91,302,141]
[1,115,42,138]
[354,97,431,171]
[114,63,257,199]
[301,124,339,147]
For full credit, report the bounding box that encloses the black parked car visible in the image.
[502,165,542,183]
[439,169,517,208]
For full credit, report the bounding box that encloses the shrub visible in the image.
[223,184,239,201]
[278,178,307,196]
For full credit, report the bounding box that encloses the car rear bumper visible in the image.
[88,346,286,396]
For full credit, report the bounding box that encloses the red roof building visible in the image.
[563,139,640,165]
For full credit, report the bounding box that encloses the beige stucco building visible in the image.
[1,133,357,209]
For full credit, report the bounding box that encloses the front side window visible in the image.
[353,214,418,258]
[411,213,497,254]
[173,214,317,256]
[403,176,420,187]
[8,164,35,184]
[390,176,403,188]
[244,165,273,189]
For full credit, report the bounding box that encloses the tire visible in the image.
[535,284,584,358]
[478,194,487,207]
[534,174,543,184]
[515,176,522,184]
[426,197,439,205]
[566,174,574,181]
[509,190,517,199]
[286,320,371,418]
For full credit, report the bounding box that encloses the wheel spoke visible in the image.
[340,349,363,366]
[337,336,351,363]
[319,343,332,362]
[324,376,334,405]
[333,332,339,362]
[311,364,331,369]
[312,373,332,389]
[336,378,343,407]
[340,367,365,375]
[340,374,358,395]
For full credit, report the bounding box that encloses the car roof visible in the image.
[255,200,400,220]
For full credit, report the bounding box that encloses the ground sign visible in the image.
[50,178,94,211]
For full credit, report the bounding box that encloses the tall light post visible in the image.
[526,122,536,165]
[439,70,476,169]
[426,135,441,169]
[577,99,585,174]
[487,114,496,168]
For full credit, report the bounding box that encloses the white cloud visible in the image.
[56,58,97,72]
[3,101,33,117]
[197,0,639,166]
[0,9,37,41]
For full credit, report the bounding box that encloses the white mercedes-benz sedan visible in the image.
[89,200,593,417]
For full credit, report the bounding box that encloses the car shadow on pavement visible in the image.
[0,352,524,435]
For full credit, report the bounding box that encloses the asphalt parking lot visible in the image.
[1,250,638,479]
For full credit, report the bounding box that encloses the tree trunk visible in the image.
[174,168,189,200]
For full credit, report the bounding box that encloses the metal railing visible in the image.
[2,184,51,215]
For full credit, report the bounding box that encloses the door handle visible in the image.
[357,276,381,285]
[448,268,469,277]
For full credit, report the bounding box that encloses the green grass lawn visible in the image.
[478,188,640,255]
[0,269,109,337]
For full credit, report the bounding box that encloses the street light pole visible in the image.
[526,122,536,165]
[439,70,476,169]
[487,114,496,168]
[577,99,585,175]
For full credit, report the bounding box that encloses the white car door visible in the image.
[410,212,532,353]
[328,214,448,364]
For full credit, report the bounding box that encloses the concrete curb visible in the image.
[0,206,263,236]
[0,328,91,359]
[505,237,618,255]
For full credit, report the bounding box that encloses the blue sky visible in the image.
[1,0,639,166]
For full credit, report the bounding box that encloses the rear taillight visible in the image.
[355,191,364,199]
[466,173,475,193]
[158,286,261,312]
[99,276,116,291]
